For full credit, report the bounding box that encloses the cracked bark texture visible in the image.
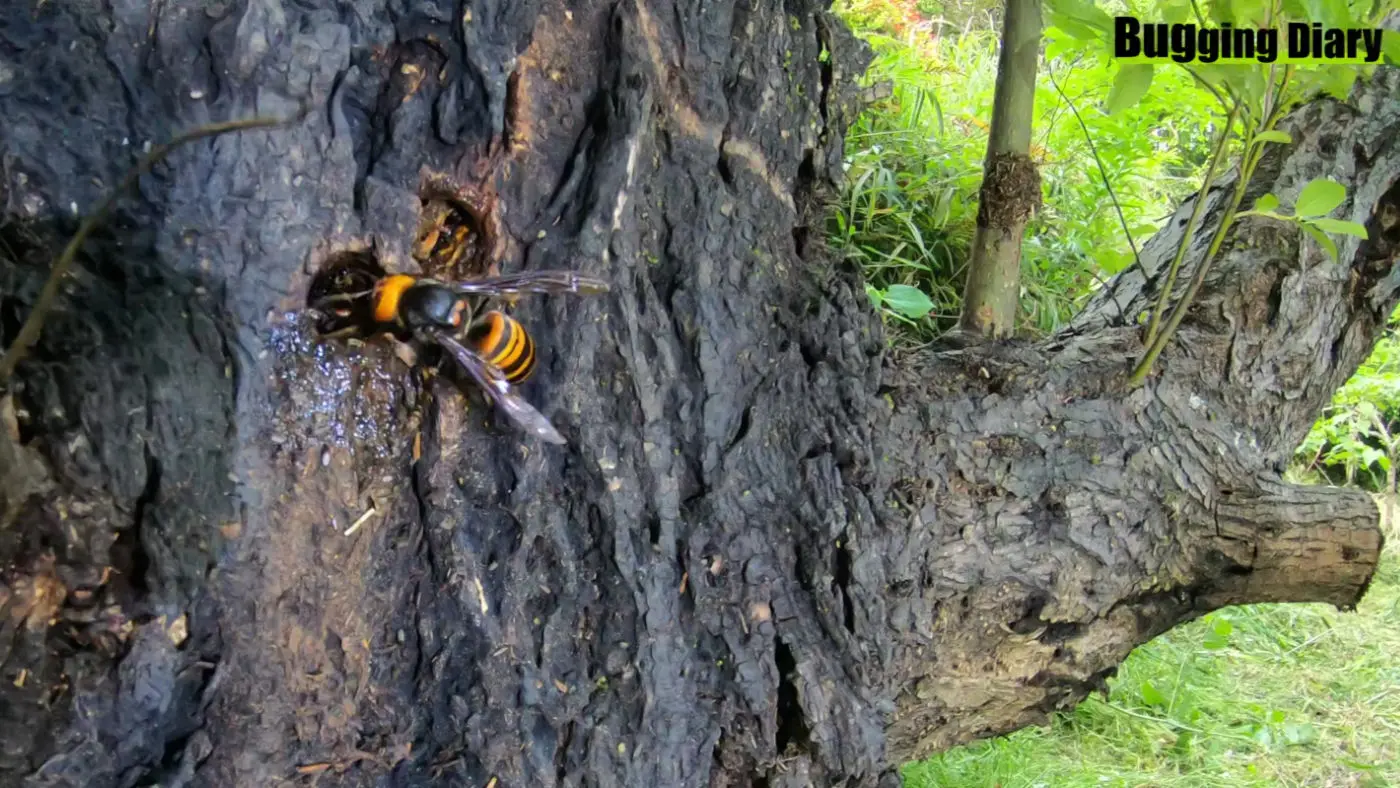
[0,1,1396,786]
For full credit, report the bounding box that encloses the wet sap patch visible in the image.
[267,309,416,464]
[288,180,498,466]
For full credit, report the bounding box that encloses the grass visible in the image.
[906,545,1400,788]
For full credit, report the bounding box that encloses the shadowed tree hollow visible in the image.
[0,1,1397,787]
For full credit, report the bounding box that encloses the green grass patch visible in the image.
[906,548,1400,788]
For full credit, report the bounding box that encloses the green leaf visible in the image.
[1043,27,1081,62]
[1255,725,1273,748]
[1339,757,1379,771]
[1253,193,1279,213]
[1207,0,1237,25]
[1292,65,1361,102]
[1283,722,1318,746]
[1279,0,1310,22]
[1106,64,1154,115]
[1202,615,1233,649]
[1140,680,1167,708]
[1046,27,1111,61]
[1220,64,1265,107]
[1326,67,1362,101]
[864,284,883,308]
[1042,0,1113,39]
[1302,0,1355,29]
[1295,178,1347,218]
[1384,30,1400,67]
[881,284,934,319]
[1311,218,1369,239]
[1253,130,1292,145]
[1099,248,1133,275]
[1302,222,1340,262]
[1156,0,1194,24]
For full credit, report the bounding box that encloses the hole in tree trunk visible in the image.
[306,250,388,336]
[412,193,492,280]
[774,635,809,753]
[833,533,856,633]
[111,448,159,597]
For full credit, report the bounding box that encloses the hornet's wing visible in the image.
[447,270,610,298]
[432,331,568,445]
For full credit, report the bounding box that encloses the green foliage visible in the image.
[870,283,937,320]
[1294,307,1400,491]
[1032,0,1393,379]
[833,0,1393,347]
[1239,177,1369,263]
[1091,0,1390,378]
[1294,179,1347,219]
[830,2,1216,339]
[1105,63,1154,115]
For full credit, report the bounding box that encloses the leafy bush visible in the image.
[830,0,1217,338]
[1293,307,1400,493]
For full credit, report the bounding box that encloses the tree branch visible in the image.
[1202,476,1383,609]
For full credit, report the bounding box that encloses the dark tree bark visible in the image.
[0,1,1396,787]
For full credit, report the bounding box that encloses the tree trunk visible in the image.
[958,0,1042,337]
[0,2,1396,787]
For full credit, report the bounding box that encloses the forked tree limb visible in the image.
[875,60,1399,763]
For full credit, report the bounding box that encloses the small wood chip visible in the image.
[168,614,188,646]
[474,577,489,614]
[343,503,378,536]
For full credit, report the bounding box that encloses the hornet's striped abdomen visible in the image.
[371,274,418,325]
[468,310,536,383]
